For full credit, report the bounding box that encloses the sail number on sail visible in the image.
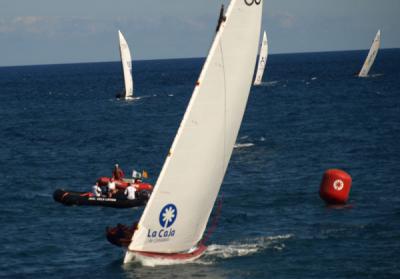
[244,0,261,6]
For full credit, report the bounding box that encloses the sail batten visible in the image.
[359,30,381,77]
[118,31,134,98]
[125,0,263,257]
[254,31,268,85]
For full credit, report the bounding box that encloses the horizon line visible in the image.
[1,47,398,69]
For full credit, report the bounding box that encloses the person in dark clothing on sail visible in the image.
[106,222,138,247]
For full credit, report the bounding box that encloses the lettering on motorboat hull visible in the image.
[88,197,117,202]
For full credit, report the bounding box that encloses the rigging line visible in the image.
[199,193,224,246]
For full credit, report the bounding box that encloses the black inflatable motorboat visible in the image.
[53,189,150,208]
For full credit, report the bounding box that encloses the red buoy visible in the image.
[319,169,352,205]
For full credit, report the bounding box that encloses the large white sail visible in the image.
[118,30,134,98]
[125,0,263,259]
[253,31,268,85]
[358,30,381,78]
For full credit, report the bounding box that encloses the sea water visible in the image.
[0,49,399,278]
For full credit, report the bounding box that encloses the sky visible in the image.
[0,0,399,66]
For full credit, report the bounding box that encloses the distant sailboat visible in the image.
[358,30,381,78]
[253,31,268,85]
[118,30,134,99]
[118,0,263,264]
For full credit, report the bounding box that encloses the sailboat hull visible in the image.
[124,244,207,264]
[53,189,150,208]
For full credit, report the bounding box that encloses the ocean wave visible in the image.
[370,73,384,78]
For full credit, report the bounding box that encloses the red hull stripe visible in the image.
[129,244,207,260]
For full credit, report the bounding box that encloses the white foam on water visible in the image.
[125,96,142,101]
[126,234,293,267]
[234,143,255,149]
[123,94,163,101]
[121,95,151,102]
[205,234,293,259]
[265,80,279,87]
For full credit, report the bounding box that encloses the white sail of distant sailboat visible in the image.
[124,0,263,263]
[358,30,381,78]
[254,31,268,85]
[118,30,134,99]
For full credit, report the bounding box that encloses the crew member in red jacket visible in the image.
[112,164,124,180]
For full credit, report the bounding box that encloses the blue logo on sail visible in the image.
[159,204,177,228]
[147,204,177,241]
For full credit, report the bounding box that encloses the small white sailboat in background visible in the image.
[107,0,263,265]
[358,30,381,78]
[118,30,134,99]
[253,31,268,85]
